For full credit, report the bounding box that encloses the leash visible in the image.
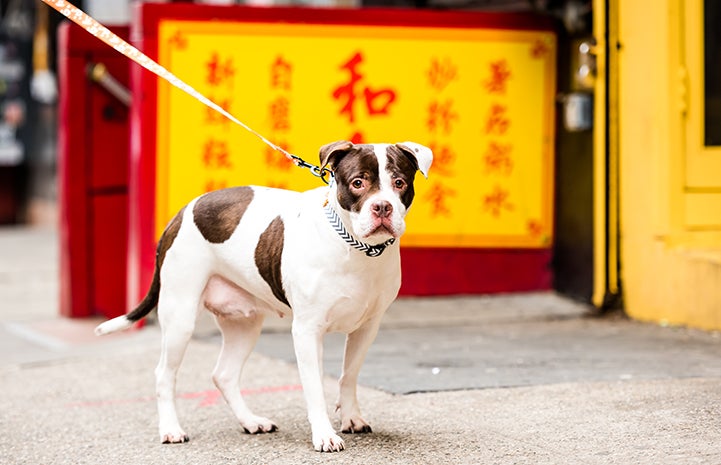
[41,0,330,183]
[45,0,393,259]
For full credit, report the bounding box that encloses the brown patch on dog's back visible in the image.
[193,186,254,243]
[255,216,289,306]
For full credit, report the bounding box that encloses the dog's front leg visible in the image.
[337,315,382,434]
[292,323,345,452]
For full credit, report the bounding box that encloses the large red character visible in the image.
[332,51,397,123]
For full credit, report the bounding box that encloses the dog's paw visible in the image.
[341,416,372,434]
[241,415,278,434]
[313,431,345,452]
[160,430,189,444]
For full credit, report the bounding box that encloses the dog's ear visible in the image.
[395,142,433,178]
[319,140,354,171]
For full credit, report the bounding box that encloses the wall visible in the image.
[618,0,721,329]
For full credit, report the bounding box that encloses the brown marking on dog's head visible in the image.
[157,206,185,270]
[326,144,381,213]
[255,216,289,307]
[193,186,254,243]
[319,140,354,171]
[385,144,421,210]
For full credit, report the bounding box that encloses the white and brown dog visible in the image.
[95,140,432,452]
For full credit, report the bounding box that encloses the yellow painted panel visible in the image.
[592,0,607,307]
[156,20,556,248]
[684,0,721,189]
[686,149,721,188]
[684,192,721,228]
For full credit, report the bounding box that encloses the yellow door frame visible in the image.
[592,0,620,308]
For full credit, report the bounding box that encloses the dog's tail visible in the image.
[94,267,160,336]
[94,207,186,336]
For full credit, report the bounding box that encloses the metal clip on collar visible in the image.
[291,155,333,184]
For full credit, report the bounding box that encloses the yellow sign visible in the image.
[156,21,556,248]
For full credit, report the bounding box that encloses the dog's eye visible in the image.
[393,179,406,190]
[351,179,364,189]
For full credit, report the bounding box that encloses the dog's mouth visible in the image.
[364,218,398,239]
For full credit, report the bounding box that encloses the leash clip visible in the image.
[291,155,333,185]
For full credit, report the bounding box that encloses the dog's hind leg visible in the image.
[155,284,203,444]
[212,313,278,434]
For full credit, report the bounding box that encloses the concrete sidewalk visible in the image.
[2,226,721,464]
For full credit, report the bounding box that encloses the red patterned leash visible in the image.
[42,0,330,180]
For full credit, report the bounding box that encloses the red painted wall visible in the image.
[58,23,130,318]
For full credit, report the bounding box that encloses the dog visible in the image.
[95,140,432,452]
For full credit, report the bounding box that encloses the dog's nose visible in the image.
[371,201,393,218]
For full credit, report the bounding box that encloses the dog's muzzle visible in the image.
[324,205,396,257]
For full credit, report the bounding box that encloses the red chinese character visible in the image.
[202,139,233,169]
[485,104,510,135]
[427,57,457,92]
[484,59,512,94]
[332,52,363,122]
[482,141,513,175]
[483,185,514,217]
[427,100,459,134]
[349,131,365,144]
[531,39,550,59]
[527,219,543,237]
[268,96,291,131]
[332,51,397,123]
[206,52,235,87]
[205,98,232,127]
[424,182,456,217]
[271,55,293,90]
[363,87,396,118]
[264,143,294,172]
[168,30,187,50]
[428,143,456,177]
[204,179,228,193]
[266,181,289,190]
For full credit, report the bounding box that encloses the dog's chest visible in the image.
[284,244,401,333]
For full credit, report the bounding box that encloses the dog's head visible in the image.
[319,141,433,244]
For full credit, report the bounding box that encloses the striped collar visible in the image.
[323,204,395,257]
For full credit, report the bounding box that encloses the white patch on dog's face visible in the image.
[328,143,428,244]
[351,145,406,241]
